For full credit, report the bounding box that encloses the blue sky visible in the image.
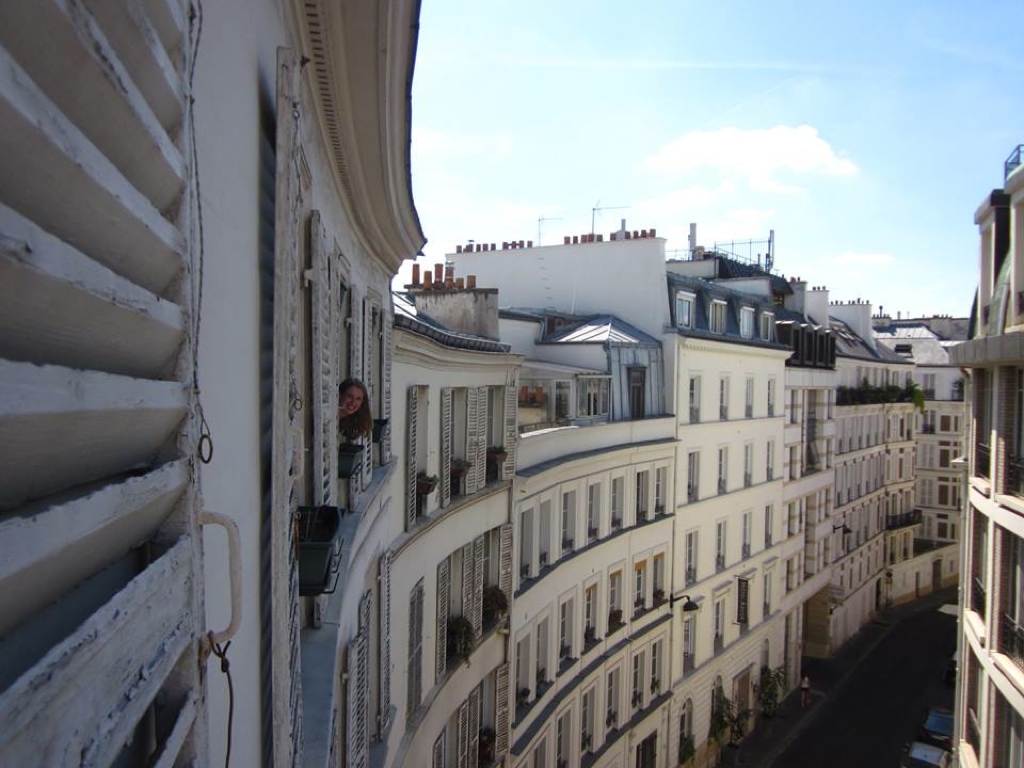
[406,0,1024,319]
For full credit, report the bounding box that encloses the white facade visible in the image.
[951,149,1024,768]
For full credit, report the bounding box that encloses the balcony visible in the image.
[716,554,726,573]
[743,472,752,488]
[920,424,936,434]
[976,443,991,479]
[687,485,698,504]
[745,404,753,419]
[972,576,987,617]
[685,566,697,587]
[720,404,728,421]
[717,478,727,495]
[764,533,773,548]
[767,467,774,481]
[689,405,700,423]
[1008,455,1024,498]
[1002,613,1024,671]
[885,509,922,530]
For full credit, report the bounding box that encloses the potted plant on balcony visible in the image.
[653,587,666,607]
[483,585,509,626]
[338,442,364,479]
[416,471,438,496]
[295,505,343,596]
[450,457,471,494]
[756,665,787,718]
[447,615,476,663]
[516,687,530,708]
[679,734,695,765]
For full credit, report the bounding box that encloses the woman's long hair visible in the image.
[338,378,373,440]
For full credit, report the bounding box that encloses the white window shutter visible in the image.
[457,699,470,768]
[474,386,488,492]
[346,628,369,768]
[494,662,511,757]
[498,524,513,605]
[466,387,480,493]
[349,289,362,380]
[381,308,393,462]
[440,388,452,507]
[379,550,393,732]
[501,383,518,480]
[310,211,334,507]
[406,386,419,530]
[432,730,445,768]
[468,686,481,768]
[407,580,424,720]
[461,542,474,623]
[436,558,450,678]
[471,536,484,636]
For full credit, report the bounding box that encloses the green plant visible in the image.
[678,733,695,764]
[447,615,476,662]
[483,585,509,617]
[708,686,730,744]
[756,665,787,718]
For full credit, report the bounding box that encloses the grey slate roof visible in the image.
[543,315,660,345]
[392,291,511,353]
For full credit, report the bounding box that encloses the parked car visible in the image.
[901,741,952,768]
[918,706,954,750]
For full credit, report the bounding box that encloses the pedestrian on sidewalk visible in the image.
[801,674,811,708]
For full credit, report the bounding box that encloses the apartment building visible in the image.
[950,145,1024,768]
[0,3,425,767]
[389,280,522,767]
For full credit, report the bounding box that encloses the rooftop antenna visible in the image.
[591,201,628,236]
[765,229,775,273]
[538,214,562,246]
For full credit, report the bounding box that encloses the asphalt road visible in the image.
[775,605,957,768]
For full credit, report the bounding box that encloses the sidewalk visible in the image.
[720,586,958,768]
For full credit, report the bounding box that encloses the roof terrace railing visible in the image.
[1007,144,1023,182]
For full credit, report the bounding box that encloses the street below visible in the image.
[775,602,957,768]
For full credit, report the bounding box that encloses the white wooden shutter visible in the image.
[310,210,334,507]
[360,299,374,488]
[349,289,363,380]
[468,686,481,768]
[440,387,452,507]
[346,629,369,768]
[379,550,393,733]
[498,523,513,605]
[406,386,419,529]
[502,383,518,480]
[381,306,393,462]
[471,536,484,636]
[407,580,424,720]
[432,730,446,768]
[476,387,488,491]
[271,48,305,768]
[436,558,450,678]
[466,387,481,493]
[495,662,511,757]
[461,542,474,626]
[457,699,470,768]
[0,0,203,763]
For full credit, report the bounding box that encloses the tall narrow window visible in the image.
[628,367,646,419]
[676,292,695,329]
[718,447,728,494]
[719,377,730,420]
[689,376,701,423]
[760,312,774,341]
[767,378,776,417]
[655,467,667,514]
[710,300,727,333]
[764,505,773,548]
[744,443,753,487]
[561,490,576,554]
[584,584,598,643]
[766,440,775,481]
[631,652,645,709]
[611,476,624,528]
[682,616,696,672]
[687,451,700,503]
[716,520,727,571]
[745,376,754,417]
[685,530,698,585]
[559,599,574,660]
[740,307,754,338]
[635,470,650,522]
[606,667,621,728]
[714,599,725,652]
[742,511,752,558]
[634,561,647,611]
[587,483,600,541]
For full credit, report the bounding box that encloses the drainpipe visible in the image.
[950,368,970,768]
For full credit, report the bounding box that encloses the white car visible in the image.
[901,741,951,768]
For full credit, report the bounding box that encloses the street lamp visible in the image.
[671,594,701,612]
[832,523,852,535]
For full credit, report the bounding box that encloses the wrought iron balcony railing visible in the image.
[1002,613,1024,671]
[1008,455,1024,498]
[976,443,991,479]
[972,576,987,617]
[885,509,922,530]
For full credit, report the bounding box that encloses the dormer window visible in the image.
[710,300,727,334]
[740,307,754,339]
[676,292,695,329]
[760,312,775,341]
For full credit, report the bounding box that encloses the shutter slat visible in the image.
[494,662,510,757]
[432,730,445,768]
[468,686,481,768]
[407,580,424,720]
[435,559,450,678]
[498,523,513,607]
[466,387,480,493]
[381,309,393,462]
[379,550,393,732]
[310,212,333,507]
[0,360,187,512]
[475,387,488,492]
[0,44,182,296]
[471,536,484,637]
[406,387,419,529]
[0,202,183,379]
[440,388,452,507]
[502,383,518,480]
[461,543,474,631]
[457,699,470,768]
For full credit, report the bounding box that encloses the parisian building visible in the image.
[949,145,1024,767]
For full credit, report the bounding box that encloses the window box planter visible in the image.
[486,446,508,464]
[608,608,624,631]
[338,443,364,479]
[416,472,439,496]
[372,417,390,444]
[296,505,343,596]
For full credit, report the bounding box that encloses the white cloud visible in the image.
[646,125,857,189]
